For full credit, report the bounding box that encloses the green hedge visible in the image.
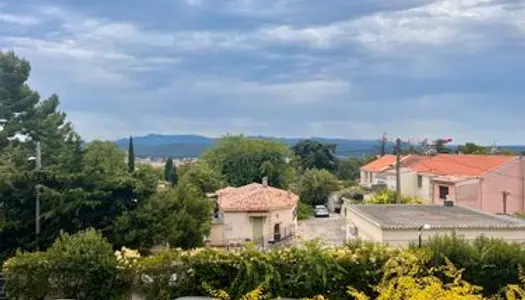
[3,231,525,299]
[413,234,525,296]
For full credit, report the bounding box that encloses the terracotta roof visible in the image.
[348,204,525,230]
[361,155,427,172]
[216,183,298,212]
[361,155,397,172]
[410,154,516,177]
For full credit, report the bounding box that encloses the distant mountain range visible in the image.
[115,134,525,158]
[115,134,390,158]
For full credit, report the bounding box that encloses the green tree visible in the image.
[434,139,451,154]
[203,135,294,188]
[336,157,374,181]
[128,135,135,172]
[297,169,340,206]
[163,158,178,185]
[113,182,212,249]
[178,162,225,196]
[291,139,337,171]
[457,142,488,154]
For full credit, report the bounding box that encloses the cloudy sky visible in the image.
[1,0,525,144]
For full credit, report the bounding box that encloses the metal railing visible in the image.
[225,224,296,250]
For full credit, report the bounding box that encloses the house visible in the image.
[207,178,298,248]
[345,203,525,247]
[408,155,524,214]
[360,155,427,189]
[361,154,525,214]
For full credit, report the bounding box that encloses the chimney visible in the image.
[262,177,268,187]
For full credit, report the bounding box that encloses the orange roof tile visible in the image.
[361,155,397,172]
[217,183,298,212]
[410,154,516,177]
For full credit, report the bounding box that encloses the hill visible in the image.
[115,134,388,158]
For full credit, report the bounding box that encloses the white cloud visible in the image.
[183,0,204,6]
[0,13,39,25]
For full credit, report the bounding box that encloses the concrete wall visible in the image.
[417,175,433,203]
[481,158,525,214]
[345,208,383,242]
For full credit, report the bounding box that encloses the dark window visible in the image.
[417,175,423,188]
[439,185,449,200]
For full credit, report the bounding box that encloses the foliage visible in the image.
[415,234,525,296]
[113,183,212,250]
[367,189,423,204]
[128,136,135,172]
[178,162,225,196]
[163,158,177,185]
[2,251,50,300]
[349,251,483,299]
[336,157,374,181]
[296,169,340,206]
[202,135,294,188]
[3,229,128,300]
[457,142,488,155]
[297,201,314,220]
[434,138,452,154]
[291,139,337,171]
[505,265,525,300]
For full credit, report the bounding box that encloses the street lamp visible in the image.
[418,224,431,248]
[28,141,42,249]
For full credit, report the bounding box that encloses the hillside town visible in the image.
[2,0,525,297]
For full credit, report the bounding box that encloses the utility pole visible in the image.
[395,138,401,204]
[35,141,42,247]
[502,191,510,214]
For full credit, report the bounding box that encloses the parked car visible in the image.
[314,205,330,218]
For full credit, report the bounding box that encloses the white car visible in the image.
[314,205,330,218]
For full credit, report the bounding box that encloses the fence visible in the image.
[225,224,296,250]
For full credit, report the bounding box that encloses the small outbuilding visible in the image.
[345,203,525,247]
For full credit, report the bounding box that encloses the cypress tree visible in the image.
[164,158,174,183]
[128,135,135,172]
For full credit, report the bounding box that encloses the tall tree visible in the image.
[296,169,340,206]
[128,135,135,172]
[179,162,225,196]
[433,139,451,154]
[457,142,488,154]
[164,158,175,184]
[203,135,295,188]
[292,139,337,171]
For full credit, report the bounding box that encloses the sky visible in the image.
[1,0,525,144]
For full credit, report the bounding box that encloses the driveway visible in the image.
[297,213,348,246]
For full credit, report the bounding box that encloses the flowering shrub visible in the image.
[2,251,50,300]
[367,189,423,204]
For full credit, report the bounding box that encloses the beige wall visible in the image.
[481,158,525,214]
[209,206,297,246]
[346,207,525,247]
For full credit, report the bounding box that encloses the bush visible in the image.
[416,234,525,296]
[297,169,340,206]
[367,189,422,204]
[3,251,50,300]
[297,201,313,220]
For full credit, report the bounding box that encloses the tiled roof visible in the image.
[410,154,516,177]
[217,183,298,212]
[348,204,525,230]
[361,155,398,172]
[361,155,428,172]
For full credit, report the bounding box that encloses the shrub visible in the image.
[417,234,525,296]
[46,229,127,300]
[3,251,50,300]
[297,201,313,220]
[367,189,422,204]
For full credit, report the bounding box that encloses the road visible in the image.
[297,213,348,246]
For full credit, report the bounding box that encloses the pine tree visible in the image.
[128,135,135,172]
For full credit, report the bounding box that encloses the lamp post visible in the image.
[418,224,431,248]
[28,141,42,248]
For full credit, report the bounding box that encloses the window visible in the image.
[439,185,450,200]
[417,175,423,188]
